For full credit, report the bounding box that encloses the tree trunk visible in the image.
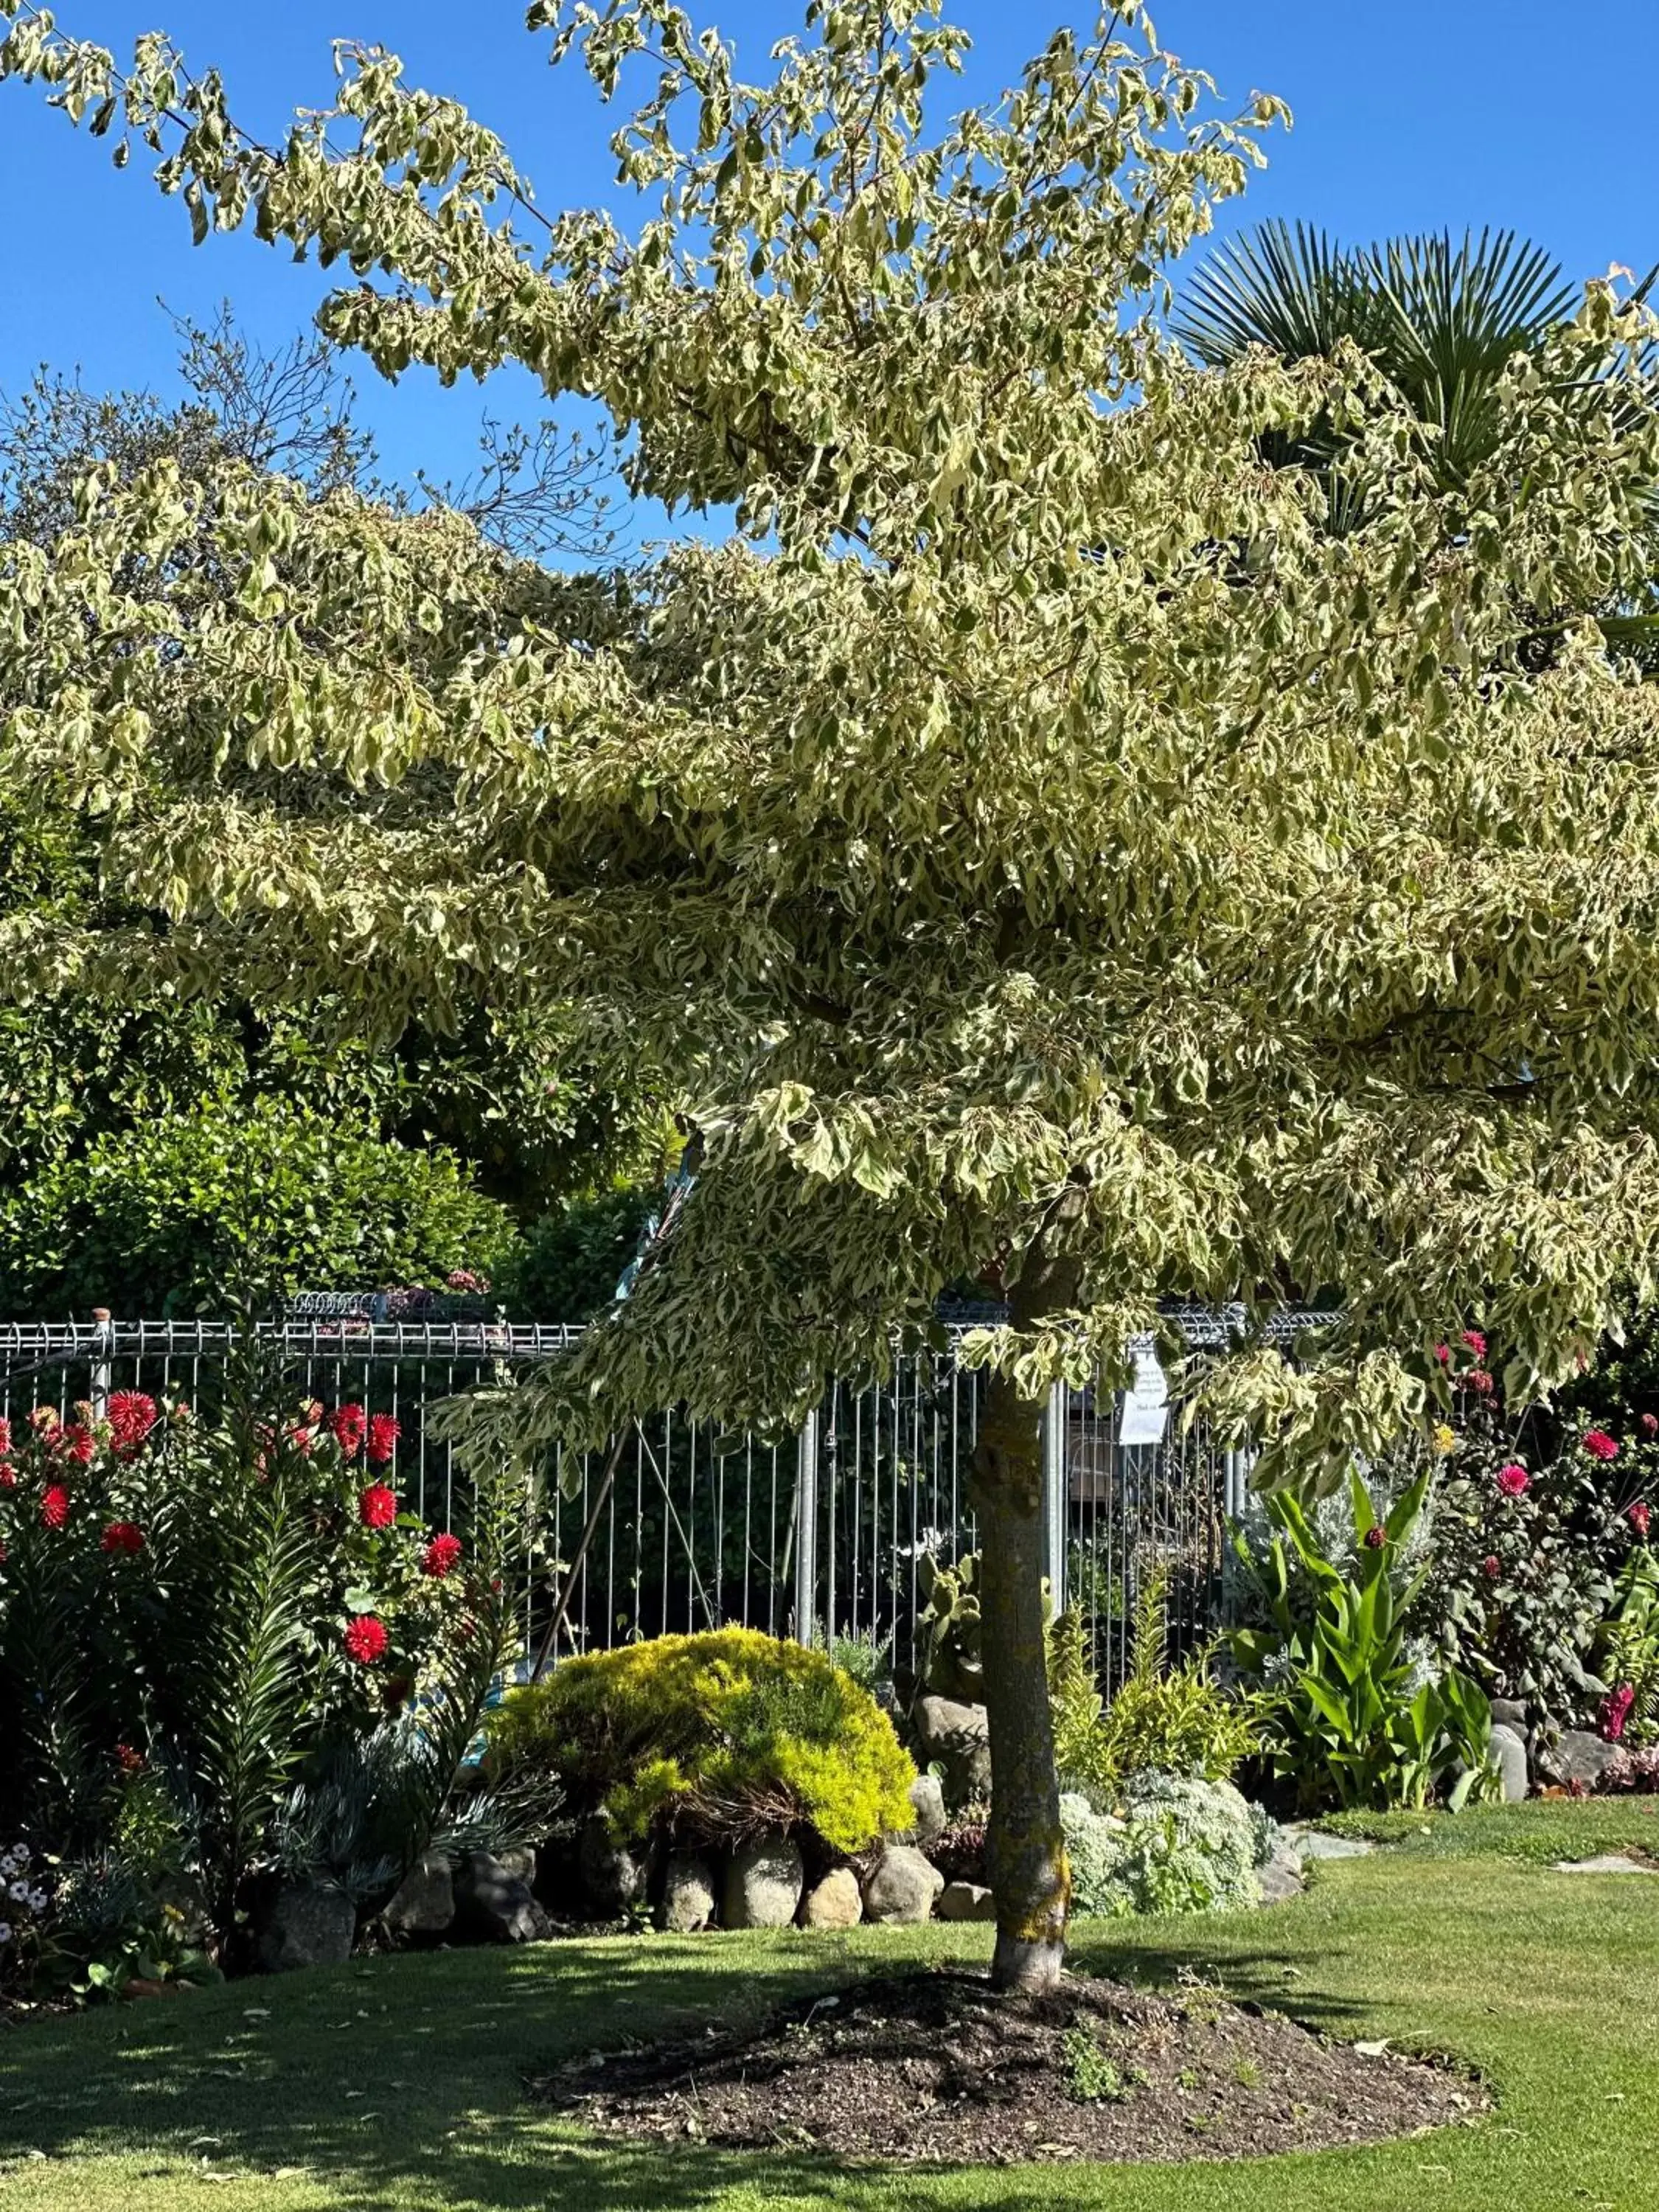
[971,1247,1080,1995]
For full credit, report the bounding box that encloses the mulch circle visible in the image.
[533,1964,1487,2166]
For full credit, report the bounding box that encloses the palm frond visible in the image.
[1174,218,1390,368]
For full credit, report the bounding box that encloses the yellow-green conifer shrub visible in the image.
[487,1628,916,1854]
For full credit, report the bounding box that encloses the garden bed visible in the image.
[535,1963,1484,2165]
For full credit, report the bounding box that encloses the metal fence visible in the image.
[0,1307,1315,1691]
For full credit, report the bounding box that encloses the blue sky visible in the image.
[2,1,1654,546]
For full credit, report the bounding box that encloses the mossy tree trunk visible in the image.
[972,1243,1080,1995]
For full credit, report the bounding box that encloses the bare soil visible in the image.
[534,1964,1486,2166]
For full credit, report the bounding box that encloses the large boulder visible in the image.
[913,1696,991,1805]
[1536,1728,1621,1794]
[661,1851,717,1933]
[723,1834,804,1930]
[577,1817,647,1919]
[257,1880,355,1974]
[453,1851,552,1944]
[800,1867,863,1930]
[903,1773,947,1846]
[382,1852,455,1938]
[861,1843,945,1925]
[1487,1723,1530,1804]
[936,1879,995,1922]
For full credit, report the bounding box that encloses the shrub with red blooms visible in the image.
[327,1402,368,1455]
[343,1613,390,1666]
[105,1391,158,1455]
[1402,1389,1659,1733]
[1602,1683,1638,1742]
[422,1532,463,1579]
[366,1413,400,1467]
[3,1367,525,1980]
[358,1483,397,1531]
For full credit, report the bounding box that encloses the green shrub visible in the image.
[1061,1773,1265,1919]
[1230,1465,1498,1812]
[0,1097,517,1316]
[1048,1573,1259,1798]
[487,1628,917,1852]
[493,1186,652,1322]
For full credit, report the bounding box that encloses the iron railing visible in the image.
[0,1310,1333,1688]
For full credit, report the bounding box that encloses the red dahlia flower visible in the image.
[328,1402,368,1455]
[58,1424,94,1466]
[422,1532,463,1578]
[100,1520,145,1554]
[0,1466,15,1490]
[1496,1463,1530,1498]
[366,1413,400,1467]
[343,1614,389,1666]
[1645,1413,1659,1438]
[1467,1369,1495,1396]
[41,1484,69,1528]
[1482,1554,1502,1579]
[1630,1501,1652,1540]
[358,1484,397,1531]
[1433,1343,1450,1365]
[1462,1329,1488,1359]
[1584,1430,1621,1462]
[0,1416,11,1455]
[106,1391,158,1454]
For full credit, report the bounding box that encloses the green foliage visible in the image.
[14,0,1659,1950]
[915,1551,987,1705]
[826,1627,894,1698]
[1048,1575,1259,1798]
[494,1186,653,1323]
[1060,1773,1264,1919]
[0,1097,517,1315]
[1231,1467,1499,1812]
[1059,2023,1127,2104]
[1416,1408,1651,1725]
[1177,223,1581,495]
[486,1628,916,1854]
[1601,1548,1659,1746]
[0,1347,529,1980]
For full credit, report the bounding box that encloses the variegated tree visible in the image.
[6,0,1659,1986]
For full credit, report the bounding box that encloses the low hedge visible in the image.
[486,1628,917,1854]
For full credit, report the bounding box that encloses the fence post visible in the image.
[793,1406,820,1646]
[1220,1444,1248,1622]
[1041,1381,1068,1615]
[88,1307,113,1420]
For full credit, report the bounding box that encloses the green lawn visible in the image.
[3,1804,1657,2211]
